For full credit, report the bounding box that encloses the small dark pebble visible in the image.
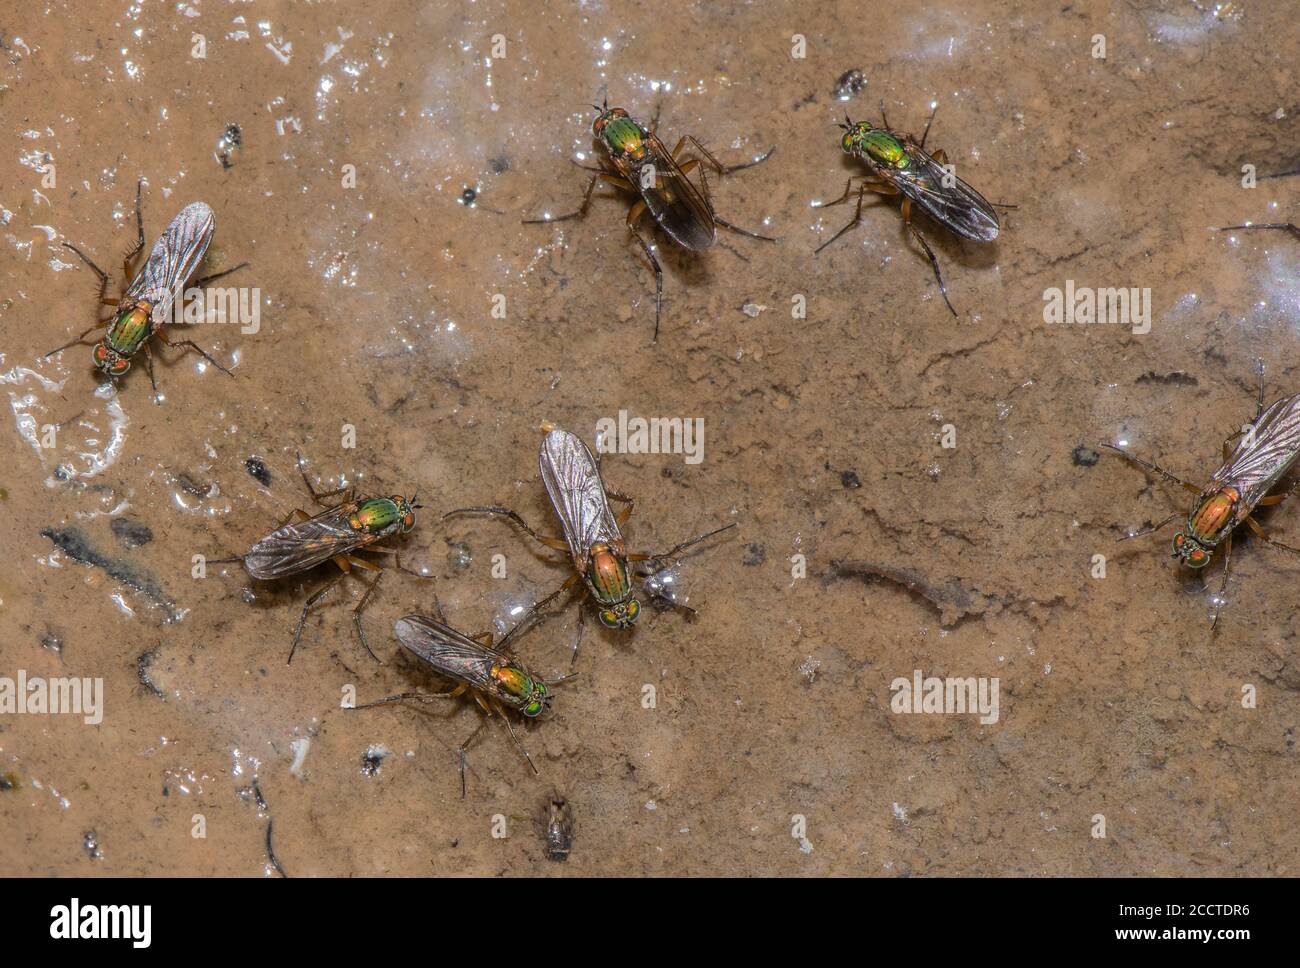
[83,830,102,860]
[0,772,18,791]
[216,122,241,169]
[840,469,861,489]
[833,68,867,100]
[244,457,272,487]
[489,154,510,174]
[742,543,766,566]
[111,517,154,548]
[460,186,478,206]
[41,631,63,654]
[1072,445,1100,467]
[53,465,71,481]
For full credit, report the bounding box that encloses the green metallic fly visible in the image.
[814,104,1006,316]
[212,455,427,663]
[524,100,776,341]
[47,180,248,393]
[353,603,574,798]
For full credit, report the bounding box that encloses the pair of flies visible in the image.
[212,454,425,664]
[1106,366,1300,629]
[47,180,247,394]
[525,100,776,342]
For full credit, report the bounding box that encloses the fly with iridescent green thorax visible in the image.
[1105,369,1300,629]
[352,608,573,798]
[814,105,1006,316]
[524,100,776,342]
[211,455,426,663]
[47,180,248,395]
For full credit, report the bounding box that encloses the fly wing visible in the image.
[1211,392,1300,510]
[539,428,621,565]
[635,134,716,250]
[393,614,497,689]
[125,202,216,321]
[242,502,368,579]
[894,148,999,242]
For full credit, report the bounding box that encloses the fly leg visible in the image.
[288,569,349,664]
[123,178,145,280]
[919,105,938,149]
[142,340,160,397]
[496,699,539,779]
[44,322,106,358]
[681,135,776,175]
[342,555,385,663]
[631,521,738,564]
[814,178,896,255]
[442,506,569,553]
[901,195,957,317]
[153,326,234,377]
[1100,444,1200,493]
[456,717,490,800]
[523,171,628,224]
[675,152,776,241]
[352,684,464,710]
[1245,516,1300,559]
[624,200,665,342]
[1210,531,1232,631]
[1218,223,1300,241]
[1115,511,1181,542]
[191,261,251,288]
[296,451,353,507]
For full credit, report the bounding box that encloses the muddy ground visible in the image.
[1,1,1297,875]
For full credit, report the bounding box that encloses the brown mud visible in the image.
[1,1,1297,875]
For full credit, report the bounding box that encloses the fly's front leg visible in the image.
[457,717,490,799]
[44,323,107,359]
[344,556,385,663]
[1209,531,1233,631]
[288,570,348,664]
[632,521,738,565]
[625,209,663,342]
[1115,511,1180,542]
[123,178,145,279]
[1100,444,1200,493]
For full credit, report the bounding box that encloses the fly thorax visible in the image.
[861,130,908,169]
[107,304,152,356]
[602,116,647,161]
[586,544,631,605]
[1188,488,1238,545]
[351,498,401,534]
[492,664,544,715]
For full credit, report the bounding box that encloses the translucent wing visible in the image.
[629,134,717,250]
[538,429,622,566]
[1211,392,1300,511]
[242,502,371,579]
[892,148,1000,242]
[124,202,216,322]
[393,614,498,689]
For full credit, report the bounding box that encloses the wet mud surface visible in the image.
[1,1,1297,875]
